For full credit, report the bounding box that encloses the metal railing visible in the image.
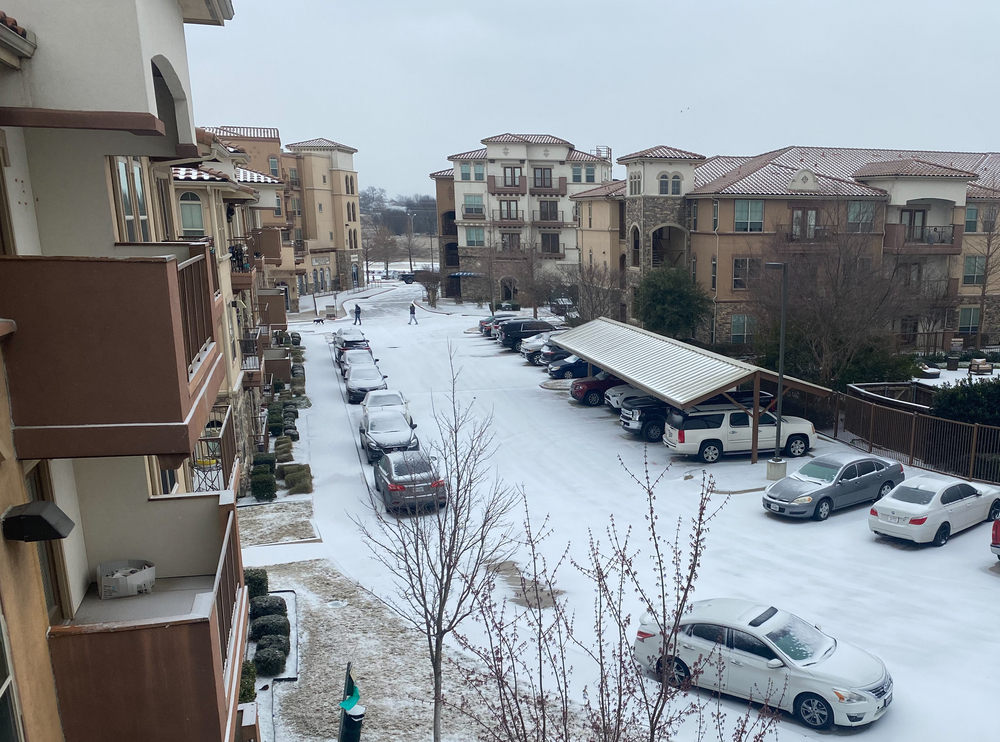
[532,210,565,223]
[177,252,215,377]
[230,243,253,273]
[538,242,566,257]
[213,511,241,669]
[192,404,237,492]
[492,209,523,222]
[904,224,954,245]
[777,224,835,242]
[240,330,262,372]
[834,393,1000,483]
[461,205,486,219]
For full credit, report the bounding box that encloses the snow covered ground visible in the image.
[245,284,999,741]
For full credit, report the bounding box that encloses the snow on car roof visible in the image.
[688,598,774,625]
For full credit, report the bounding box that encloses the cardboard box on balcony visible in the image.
[97,560,156,600]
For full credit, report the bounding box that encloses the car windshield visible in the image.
[345,351,372,362]
[564,355,578,363]
[369,414,408,433]
[890,485,937,505]
[667,411,685,429]
[795,460,840,483]
[367,393,401,407]
[393,458,433,476]
[350,367,381,382]
[595,371,610,380]
[765,614,835,665]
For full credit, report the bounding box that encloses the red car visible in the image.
[571,371,623,406]
[992,519,1000,561]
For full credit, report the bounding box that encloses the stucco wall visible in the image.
[0,127,41,256]
[47,459,90,615]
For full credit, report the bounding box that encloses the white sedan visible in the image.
[361,390,412,425]
[341,348,378,379]
[868,473,1000,546]
[604,384,644,410]
[634,598,892,730]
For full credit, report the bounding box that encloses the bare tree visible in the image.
[569,262,627,325]
[370,225,404,274]
[360,214,378,283]
[967,187,1000,350]
[417,270,442,308]
[355,354,518,742]
[401,222,421,272]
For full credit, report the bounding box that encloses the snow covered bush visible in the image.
[250,473,276,502]
[257,634,290,656]
[250,594,287,620]
[253,647,286,677]
[252,453,276,473]
[250,614,290,641]
[238,660,256,703]
[244,567,268,599]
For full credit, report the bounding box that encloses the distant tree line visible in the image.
[359,186,437,235]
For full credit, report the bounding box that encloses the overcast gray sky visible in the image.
[186,0,1000,199]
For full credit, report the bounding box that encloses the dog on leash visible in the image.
[312,317,325,324]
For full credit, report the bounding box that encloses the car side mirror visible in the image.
[834,480,842,486]
[411,423,418,429]
[814,624,822,631]
[766,658,784,670]
[374,358,380,363]
[382,375,388,379]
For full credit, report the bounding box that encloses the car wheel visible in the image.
[698,441,722,464]
[795,693,833,730]
[585,390,603,406]
[655,656,690,688]
[563,370,575,379]
[813,498,832,521]
[785,434,808,457]
[989,500,1000,521]
[527,352,538,364]
[643,422,663,442]
[877,481,893,500]
[932,523,950,547]
[514,340,523,352]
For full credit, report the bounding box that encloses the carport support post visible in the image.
[751,371,760,464]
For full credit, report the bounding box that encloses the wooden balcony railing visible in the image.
[177,252,215,378]
[192,404,237,492]
[214,511,242,669]
[240,330,262,372]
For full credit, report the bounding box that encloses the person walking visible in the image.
[408,302,418,325]
[353,304,362,325]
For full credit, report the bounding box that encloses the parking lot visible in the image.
[276,284,999,740]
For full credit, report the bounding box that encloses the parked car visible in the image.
[992,518,1000,560]
[571,371,624,406]
[341,348,378,379]
[346,365,388,404]
[492,317,520,341]
[620,396,674,441]
[763,452,904,521]
[519,331,564,364]
[499,319,558,351]
[335,328,369,363]
[373,451,447,512]
[399,272,416,284]
[663,406,815,463]
[359,410,419,464]
[479,313,516,334]
[868,474,1000,546]
[547,355,597,379]
[633,598,892,730]
[539,343,572,366]
[604,384,646,410]
[361,390,411,424]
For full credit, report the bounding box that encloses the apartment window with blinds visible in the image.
[588,202,592,228]
[847,201,875,233]
[711,255,717,290]
[0,612,24,742]
[503,167,521,187]
[586,165,595,183]
[966,206,979,234]
[460,163,471,181]
[691,254,697,282]
[659,174,670,195]
[155,176,174,241]
[731,314,757,344]
[464,194,484,216]
[964,256,985,285]
[179,192,205,236]
[112,156,151,241]
[959,306,980,334]
[572,165,582,183]
[290,198,301,216]
[474,163,485,181]
[466,227,485,246]
[294,227,303,241]
[732,257,761,290]
[629,172,642,196]
[713,200,719,231]
[734,200,763,232]
[534,168,552,188]
[690,201,698,231]
[273,192,282,217]
[671,174,681,195]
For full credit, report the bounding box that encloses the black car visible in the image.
[498,320,557,350]
[548,355,599,379]
[540,344,572,365]
[479,313,516,334]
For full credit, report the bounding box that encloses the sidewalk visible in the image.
[287,282,398,323]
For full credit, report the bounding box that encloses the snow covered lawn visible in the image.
[239,502,316,547]
[244,284,999,741]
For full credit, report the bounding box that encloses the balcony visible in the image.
[47,506,247,742]
[537,242,567,259]
[461,205,486,220]
[258,289,287,330]
[249,228,283,265]
[229,242,256,291]
[240,329,264,388]
[487,175,527,195]
[885,223,963,255]
[496,249,526,261]
[532,210,570,226]
[492,209,525,227]
[529,176,567,196]
[0,251,225,460]
[777,224,836,243]
[263,346,292,382]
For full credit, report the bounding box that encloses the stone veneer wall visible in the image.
[624,196,690,272]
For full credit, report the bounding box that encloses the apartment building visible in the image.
[431,133,611,300]
[618,144,1000,350]
[0,3,263,741]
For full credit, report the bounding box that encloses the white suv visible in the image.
[662,405,816,463]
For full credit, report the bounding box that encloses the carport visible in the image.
[553,318,832,463]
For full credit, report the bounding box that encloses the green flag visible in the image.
[339,685,360,710]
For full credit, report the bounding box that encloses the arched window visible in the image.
[659,174,670,195]
[268,157,278,178]
[179,192,204,236]
[346,175,351,193]
[353,229,358,250]
[629,171,642,196]
[312,269,318,291]
[671,174,682,195]
[631,226,641,267]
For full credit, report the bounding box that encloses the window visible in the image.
[474,163,484,181]
[499,200,518,220]
[541,233,561,254]
[318,202,323,213]
[712,200,719,231]
[25,464,63,623]
[572,165,582,183]
[539,200,559,221]
[691,254,697,282]
[160,467,178,494]
[534,168,552,188]
[941,486,963,505]
[731,630,777,661]
[629,171,642,196]
[631,227,640,266]
[289,167,298,185]
[322,174,326,184]
[501,232,520,252]
[732,257,761,290]
[690,624,726,645]
[268,156,278,177]
[112,156,151,241]
[179,192,205,236]
[734,200,764,232]
[671,174,681,195]
[791,208,817,239]
[659,174,670,195]
[841,465,858,481]
[730,412,749,428]
[731,314,756,344]
[345,175,351,192]
[295,227,303,241]
[690,201,698,231]
[274,192,283,217]
[964,256,985,285]
[460,163,471,181]
[0,607,25,741]
[464,194,484,216]
[959,306,980,334]
[585,165,595,183]
[289,198,301,216]
[965,206,978,233]
[711,256,717,290]
[588,202,592,229]
[848,201,875,233]
[857,461,877,477]
[503,167,521,186]
[900,316,918,344]
[281,229,291,242]
[466,227,485,246]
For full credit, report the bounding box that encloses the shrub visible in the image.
[253,453,276,473]
[274,379,286,392]
[283,407,298,419]
[239,660,257,703]
[276,449,294,463]
[250,594,287,620]
[257,634,291,656]
[244,567,268,599]
[268,422,284,437]
[254,647,286,677]
[277,463,307,480]
[275,436,292,448]
[933,377,1000,427]
[251,473,276,502]
[285,428,300,442]
[250,614,290,640]
[251,465,270,478]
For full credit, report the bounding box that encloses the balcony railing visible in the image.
[240,330,262,372]
[529,176,567,196]
[214,511,242,668]
[496,249,525,260]
[532,210,566,224]
[193,404,238,492]
[492,209,525,224]
[777,224,836,243]
[537,242,566,258]
[487,175,527,195]
[461,205,486,219]
[178,253,215,378]
[230,243,253,273]
[904,224,954,245]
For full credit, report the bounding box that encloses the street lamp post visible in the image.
[765,261,788,480]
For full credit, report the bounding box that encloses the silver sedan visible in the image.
[763,452,904,521]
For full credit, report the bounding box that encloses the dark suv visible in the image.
[498,320,557,351]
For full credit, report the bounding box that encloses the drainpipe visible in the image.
[713,199,720,343]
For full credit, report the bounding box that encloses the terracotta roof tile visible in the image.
[481,133,573,146]
[693,155,754,187]
[853,159,979,179]
[565,149,609,162]
[0,11,27,38]
[967,183,1000,200]
[447,148,488,161]
[236,167,282,185]
[172,167,230,183]
[617,145,706,162]
[688,161,886,198]
[285,137,358,154]
[429,167,454,179]
[569,180,626,199]
[204,126,281,141]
